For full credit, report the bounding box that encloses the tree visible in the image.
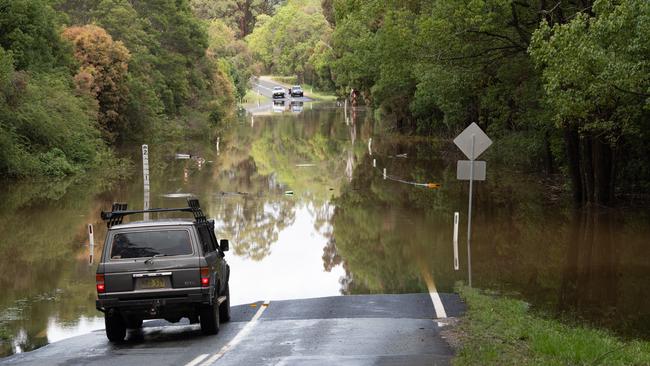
[189,0,284,38]
[0,0,72,71]
[246,0,331,82]
[62,25,131,142]
[529,0,650,205]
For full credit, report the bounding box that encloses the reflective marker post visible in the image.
[88,224,95,265]
[453,212,459,271]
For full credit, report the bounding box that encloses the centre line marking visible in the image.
[199,300,271,366]
[184,354,209,366]
[422,271,447,319]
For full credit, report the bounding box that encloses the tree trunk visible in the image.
[592,136,614,205]
[543,130,554,175]
[564,126,582,204]
[581,134,595,204]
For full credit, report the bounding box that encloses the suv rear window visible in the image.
[110,230,192,259]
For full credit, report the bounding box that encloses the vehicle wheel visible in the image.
[200,301,220,335]
[219,283,231,322]
[105,313,126,342]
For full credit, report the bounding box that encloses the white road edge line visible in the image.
[184,354,209,366]
[199,300,271,366]
[422,271,447,319]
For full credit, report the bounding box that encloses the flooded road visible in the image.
[1,103,650,357]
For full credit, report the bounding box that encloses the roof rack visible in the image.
[101,197,207,228]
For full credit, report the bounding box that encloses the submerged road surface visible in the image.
[1,294,464,366]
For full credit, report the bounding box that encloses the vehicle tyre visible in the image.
[200,301,220,335]
[105,313,126,342]
[219,283,231,322]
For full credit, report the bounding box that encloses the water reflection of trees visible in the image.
[332,136,650,338]
[206,108,351,260]
[0,179,113,357]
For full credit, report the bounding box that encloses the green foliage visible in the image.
[246,0,333,88]
[0,0,73,71]
[529,0,650,142]
[189,0,283,38]
[327,0,650,203]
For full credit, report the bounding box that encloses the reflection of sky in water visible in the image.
[227,205,344,305]
[38,205,342,346]
[46,316,104,344]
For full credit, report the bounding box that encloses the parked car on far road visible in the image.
[290,85,304,98]
[272,86,285,99]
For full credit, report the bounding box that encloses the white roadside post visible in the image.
[453,123,492,287]
[142,144,150,221]
[88,224,95,265]
[453,212,459,271]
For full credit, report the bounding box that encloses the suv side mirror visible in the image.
[219,239,229,252]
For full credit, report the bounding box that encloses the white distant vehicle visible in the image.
[272,87,285,99]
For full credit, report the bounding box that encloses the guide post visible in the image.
[142,144,150,221]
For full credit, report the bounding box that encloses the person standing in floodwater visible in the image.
[350,88,358,107]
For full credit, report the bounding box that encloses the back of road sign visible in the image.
[457,160,486,181]
[453,123,492,160]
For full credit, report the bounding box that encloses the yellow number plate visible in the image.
[140,277,166,289]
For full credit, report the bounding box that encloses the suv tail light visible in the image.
[96,274,105,293]
[200,267,210,287]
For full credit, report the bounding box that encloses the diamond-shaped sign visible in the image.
[453,123,492,160]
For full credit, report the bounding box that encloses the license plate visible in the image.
[139,277,167,289]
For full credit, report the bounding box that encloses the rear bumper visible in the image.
[96,288,210,312]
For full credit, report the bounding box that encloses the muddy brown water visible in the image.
[1,103,649,357]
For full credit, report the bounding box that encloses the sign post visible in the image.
[142,144,150,221]
[453,123,492,287]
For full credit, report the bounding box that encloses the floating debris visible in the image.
[395,153,407,158]
[284,191,294,196]
[175,153,191,160]
[162,193,194,198]
[296,163,316,167]
[218,191,249,196]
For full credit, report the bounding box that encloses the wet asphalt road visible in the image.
[0,293,464,366]
[251,77,314,102]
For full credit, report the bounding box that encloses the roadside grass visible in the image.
[453,285,650,366]
[267,76,337,101]
[241,89,269,104]
[0,326,9,341]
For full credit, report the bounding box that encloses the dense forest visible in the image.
[242,0,650,206]
[0,0,272,179]
[1,0,648,206]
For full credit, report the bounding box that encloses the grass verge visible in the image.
[452,285,650,365]
[241,89,269,104]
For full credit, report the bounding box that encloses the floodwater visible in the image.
[1,103,649,357]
